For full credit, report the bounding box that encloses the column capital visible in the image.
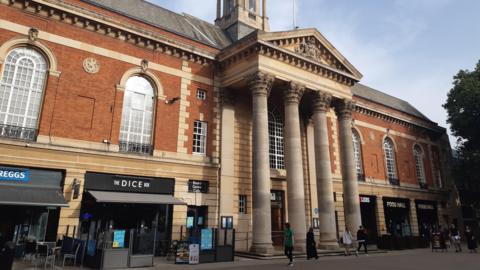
[335,99,356,119]
[220,88,235,106]
[249,71,275,97]
[312,91,332,113]
[283,82,305,104]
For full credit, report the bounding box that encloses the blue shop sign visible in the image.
[0,168,29,182]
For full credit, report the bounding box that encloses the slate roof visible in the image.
[352,83,431,121]
[81,0,232,49]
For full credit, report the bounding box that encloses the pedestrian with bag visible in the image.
[450,224,462,252]
[306,227,318,260]
[284,223,294,267]
[342,227,353,256]
[465,226,477,253]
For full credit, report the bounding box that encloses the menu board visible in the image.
[189,244,200,265]
[201,229,213,251]
[175,241,190,264]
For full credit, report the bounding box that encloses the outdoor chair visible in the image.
[62,243,80,267]
[35,244,55,268]
[23,241,37,262]
[166,240,178,261]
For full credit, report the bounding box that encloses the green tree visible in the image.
[443,60,480,152]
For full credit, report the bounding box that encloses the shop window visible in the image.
[268,108,285,170]
[383,137,399,185]
[196,89,206,100]
[119,76,155,155]
[0,47,48,141]
[239,195,247,214]
[187,206,208,229]
[352,129,365,181]
[413,145,427,188]
[192,121,208,155]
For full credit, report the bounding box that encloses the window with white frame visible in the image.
[193,120,207,155]
[196,89,207,100]
[119,76,155,154]
[249,0,257,12]
[414,145,426,185]
[268,109,285,169]
[239,195,247,214]
[0,47,48,140]
[352,129,364,181]
[383,137,398,183]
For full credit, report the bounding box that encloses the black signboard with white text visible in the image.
[188,180,209,193]
[85,172,174,194]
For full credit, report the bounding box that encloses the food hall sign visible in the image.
[386,201,407,208]
[0,167,29,182]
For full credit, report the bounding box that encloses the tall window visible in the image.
[268,109,284,169]
[225,0,235,13]
[414,145,427,187]
[193,120,207,155]
[119,76,155,154]
[239,195,247,214]
[0,47,48,141]
[383,137,398,185]
[352,129,364,181]
[249,0,257,12]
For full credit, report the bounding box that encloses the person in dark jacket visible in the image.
[356,226,368,255]
[465,226,477,253]
[306,227,318,260]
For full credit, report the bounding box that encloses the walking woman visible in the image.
[465,226,478,253]
[342,227,353,256]
[306,227,318,260]
[284,223,294,266]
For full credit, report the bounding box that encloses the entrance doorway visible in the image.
[271,190,285,247]
[360,196,378,244]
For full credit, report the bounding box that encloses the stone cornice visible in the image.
[217,35,358,87]
[2,0,217,65]
[354,104,445,135]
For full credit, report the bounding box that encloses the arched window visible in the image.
[414,145,427,187]
[268,108,284,170]
[119,76,155,154]
[383,137,398,185]
[0,47,48,141]
[352,129,364,181]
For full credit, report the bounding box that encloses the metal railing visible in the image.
[119,141,153,155]
[388,177,400,186]
[0,124,37,141]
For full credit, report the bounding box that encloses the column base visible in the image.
[293,242,306,253]
[318,240,340,250]
[250,243,275,255]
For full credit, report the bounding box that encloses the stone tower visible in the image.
[215,0,269,41]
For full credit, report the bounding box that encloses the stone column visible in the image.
[336,99,362,234]
[311,91,338,249]
[219,89,235,221]
[249,72,275,254]
[284,82,308,252]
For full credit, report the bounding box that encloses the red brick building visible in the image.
[0,0,461,261]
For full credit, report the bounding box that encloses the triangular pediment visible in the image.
[259,29,363,80]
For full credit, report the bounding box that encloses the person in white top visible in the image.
[342,227,354,256]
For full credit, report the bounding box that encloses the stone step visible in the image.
[236,247,386,260]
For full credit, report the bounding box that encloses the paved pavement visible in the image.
[13,248,479,270]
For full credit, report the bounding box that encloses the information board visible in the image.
[113,230,125,248]
[175,241,190,264]
[201,228,213,250]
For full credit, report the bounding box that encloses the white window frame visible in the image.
[196,89,207,100]
[268,110,285,170]
[352,129,364,180]
[414,145,426,185]
[0,47,47,136]
[383,138,398,181]
[193,120,208,155]
[119,76,155,154]
[239,195,247,214]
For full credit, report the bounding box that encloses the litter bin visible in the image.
[0,242,15,270]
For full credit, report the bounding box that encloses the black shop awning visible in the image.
[0,185,68,207]
[87,190,186,205]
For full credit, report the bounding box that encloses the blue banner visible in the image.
[0,168,29,182]
[113,230,126,248]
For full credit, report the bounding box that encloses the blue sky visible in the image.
[150,0,480,145]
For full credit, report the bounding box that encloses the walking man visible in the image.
[284,223,294,266]
[356,225,368,255]
[342,226,353,256]
[306,227,318,260]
